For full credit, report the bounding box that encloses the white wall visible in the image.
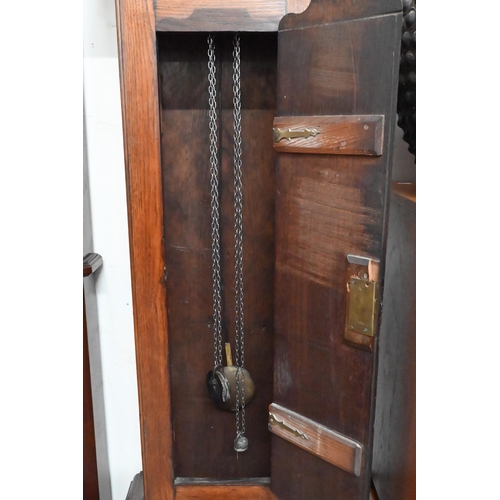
[83,0,142,497]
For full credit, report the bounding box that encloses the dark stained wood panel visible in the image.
[158,32,277,479]
[271,12,402,500]
[279,0,402,30]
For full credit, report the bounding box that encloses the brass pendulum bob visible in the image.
[206,364,231,406]
[207,343,255,412]
[223,343,255,411]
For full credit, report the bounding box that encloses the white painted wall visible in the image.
[83,0,142,497]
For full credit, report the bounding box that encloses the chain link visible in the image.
[207,35,223,369]
[232,33,246,442]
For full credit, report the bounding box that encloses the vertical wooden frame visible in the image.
[114,0,174,498]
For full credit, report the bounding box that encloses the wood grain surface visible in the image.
[158,32,277,479]
[279,0,402,29]
[268,403,363,476]
[155,0,311,32]
[273,115,384,156]
[271,9,402,500]
[114,0,173,497]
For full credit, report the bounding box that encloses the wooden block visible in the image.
[83,252,103,277]
[155,0,311,32]
[273,115,384,156]
[268,403,363,476]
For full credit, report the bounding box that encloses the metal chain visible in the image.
[207,34,223,369]
[207,33,247,450]
[232,33,246,443]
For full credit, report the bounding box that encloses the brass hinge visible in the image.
[273,127,320,143]
[344,255,381,351]
[347,277,380,337]
[269,412,309,440]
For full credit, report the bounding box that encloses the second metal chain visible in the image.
[232,33,246,446]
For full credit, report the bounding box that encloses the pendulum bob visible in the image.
[206,365,231,406]
[220,365,255,411]
[206,343,255,411]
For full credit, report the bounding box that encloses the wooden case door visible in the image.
[270,3,402,499]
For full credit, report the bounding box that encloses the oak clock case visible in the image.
[115,1,403,499]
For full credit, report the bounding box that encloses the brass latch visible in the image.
[273,127,320,143]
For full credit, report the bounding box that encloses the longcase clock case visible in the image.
[115,1,403,499]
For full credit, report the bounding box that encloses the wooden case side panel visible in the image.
[271,12,402,500]
[371,186,416,500]
[114,0,173,498]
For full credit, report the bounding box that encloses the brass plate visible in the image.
[347,278,379,337]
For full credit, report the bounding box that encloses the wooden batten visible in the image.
[268,403,363,476]
[155,0,312,31]
[273,115,384,156]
